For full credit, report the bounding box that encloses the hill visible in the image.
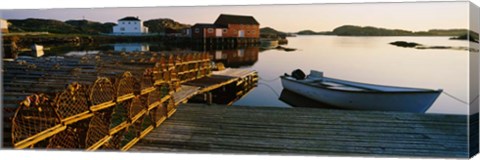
[260,27,288,38]
[143,18,191,33]
[332,25,414,36]
[297,30,333,35]
[260,27,285,35]
[65,20,116,34]
[6,18,191,34]
[297,25,477,38]
[8,18,80,34]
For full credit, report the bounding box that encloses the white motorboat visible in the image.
[280,70,442,113]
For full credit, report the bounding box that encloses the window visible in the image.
[195,28,200,33]
[223,29,227,33]
[134,22,137,24]
[122,22,124,25]
[120,27,125,31]
[134,27,137,30]
[128,22,131,24]
[207,28,213,33]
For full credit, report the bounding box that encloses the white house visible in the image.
[112,16,148,35]
[0,18,8,33]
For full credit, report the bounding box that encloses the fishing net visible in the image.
[163,68,172,82]
[167,55,175,67]
[139,68,154,92]
[147,87,162,109]
[109,100,129,131]
[101,129,125,150]
[85,111,111,149]
[169,69,180,91]
[138,113,154,136]
[115,72,136,99]
[54,82,89,123]
[120,119,142,148]
[89,77,115,106]
[153,62,164,83]
[165,97,176,116]
[128,96,147,122]
[151,103,167,127]
[11,94,61,147]
[46,126,83,149]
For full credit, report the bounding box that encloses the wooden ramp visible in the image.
[130,104,468,158]
[186,68,257,94]
[173,85,200,105]
[172,68,257,105]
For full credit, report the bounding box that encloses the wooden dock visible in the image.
[131,104,469,158]
[2,51,472,158]
[173,68,258,105]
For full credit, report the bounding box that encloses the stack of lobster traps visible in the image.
[2,50,212,150]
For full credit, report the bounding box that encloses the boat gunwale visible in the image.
[280,75,443,94]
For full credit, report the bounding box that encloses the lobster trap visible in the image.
[7,51,210,150]
[54,82,92,125]
[11,94,66,149]
[89,77,116,112]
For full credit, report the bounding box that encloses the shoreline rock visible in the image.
[389,41,420,48]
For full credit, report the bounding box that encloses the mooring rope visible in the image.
[257,82,281,97]
[258,76,281,82]
[442,91,479,105]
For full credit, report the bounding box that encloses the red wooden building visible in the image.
[190,14,260,39]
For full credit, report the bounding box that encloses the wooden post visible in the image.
[207,92,213,105]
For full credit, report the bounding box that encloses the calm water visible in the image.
[233,35,474,115]
[53,36,474,115]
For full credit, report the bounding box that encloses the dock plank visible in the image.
[131,104,469,158]
[212,68,256,78]
[172,85,200,105]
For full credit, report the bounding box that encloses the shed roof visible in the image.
[214,14,259,25]
[191,23,227,28]
[119,16,141,21]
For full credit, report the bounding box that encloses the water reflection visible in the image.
[114,43,150,52]
[64,50,100,57]
[207,47,259,68]
[278,89,338,110]
[189,77,258,105]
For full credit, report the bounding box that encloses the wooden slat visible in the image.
[172,85,200,105]
[131,104,469,158]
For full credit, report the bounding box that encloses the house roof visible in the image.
[191,23,226,28]
[214,14,259,25]
[119,16,141,21]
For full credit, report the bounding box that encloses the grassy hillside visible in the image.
[260,27,288,39]
[8,18,80,34]
[7,18,190,34]
[144,18,191,33]
[65,20,115,34]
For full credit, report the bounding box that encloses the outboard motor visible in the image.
[291,69,306,80]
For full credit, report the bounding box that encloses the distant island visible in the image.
[294,25,479,42]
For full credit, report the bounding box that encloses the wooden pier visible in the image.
[131,104,469,158]
[171,68,257,112]
[2,51,258,150]
[2,51,473,158]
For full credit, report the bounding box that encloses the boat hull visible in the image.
[280,77,441,113]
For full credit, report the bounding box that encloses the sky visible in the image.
[0,1,470,33]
